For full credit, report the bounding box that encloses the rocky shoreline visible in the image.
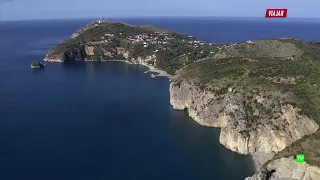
[44,56,320,179]
[169,79,319,179]
[169,79,318,154]
[168,62,320,179]
[44,19,320,179]
[44,55,319,179]
[250,152,274,172]
[44,57,171,78]
[246,156,320,180]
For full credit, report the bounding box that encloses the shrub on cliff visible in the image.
[173,56,320,123]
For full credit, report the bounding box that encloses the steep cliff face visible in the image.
[170,79,319,154]
[246,130,320,179]
[171,55,320,179]
[246,157,320,180]
[45,44,158,69]
[44,45,87,62]
[85,45,95,56]
[44,49,65,62]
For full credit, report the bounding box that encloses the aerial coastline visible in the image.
[44,19,320,180]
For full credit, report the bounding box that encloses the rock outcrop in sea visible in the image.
[31,62,47,69]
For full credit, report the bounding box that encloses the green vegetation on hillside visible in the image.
[277,39,320,59]
[48,20,219,75]
[54,22,147,53]
[173,51,320,165]
[272,130,320,166]
[174,57,320,123]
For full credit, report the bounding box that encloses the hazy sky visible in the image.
[1,0,320,20]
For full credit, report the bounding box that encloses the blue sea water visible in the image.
[1,18,320,180]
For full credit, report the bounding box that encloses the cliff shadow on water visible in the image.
[47,60,256,179]
[168,107,255,179]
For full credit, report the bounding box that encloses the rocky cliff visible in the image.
[44,44,155,66]
[170,79,318,154]
[246,130,320,179]
[246,157,320,180]
[169,54,320,179]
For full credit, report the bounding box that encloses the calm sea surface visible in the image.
[1,17,320,180]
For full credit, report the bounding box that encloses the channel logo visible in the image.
[265,9,288,18]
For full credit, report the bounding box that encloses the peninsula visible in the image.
[44,19,218,75]
[45,19,320,180]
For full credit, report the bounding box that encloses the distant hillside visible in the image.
[173,55,320,124]
[45,19,218,75]
[45,19,320,76]
[213,38,320,60]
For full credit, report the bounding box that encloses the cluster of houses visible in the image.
[192,40,205,48]
[86,32,177,47]
[84,27,214,56]
[85,19,215,52]
[87,40,109,45]
[126,32,175,47]
[124,32,206,49]
[86,33,115,45]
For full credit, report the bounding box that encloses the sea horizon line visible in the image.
[1,16,320,22]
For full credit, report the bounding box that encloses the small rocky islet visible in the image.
[31,61,47,69]
[44,18,320,179]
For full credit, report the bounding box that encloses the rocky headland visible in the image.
[45,19,320,179]
[44,18,218,75]
[169,41,320,179]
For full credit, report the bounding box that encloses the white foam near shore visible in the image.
[43,58,64,62]
[251,152,274,172]
[101,59,133,64]
[143,64,172,78]
[104,60,172,78]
